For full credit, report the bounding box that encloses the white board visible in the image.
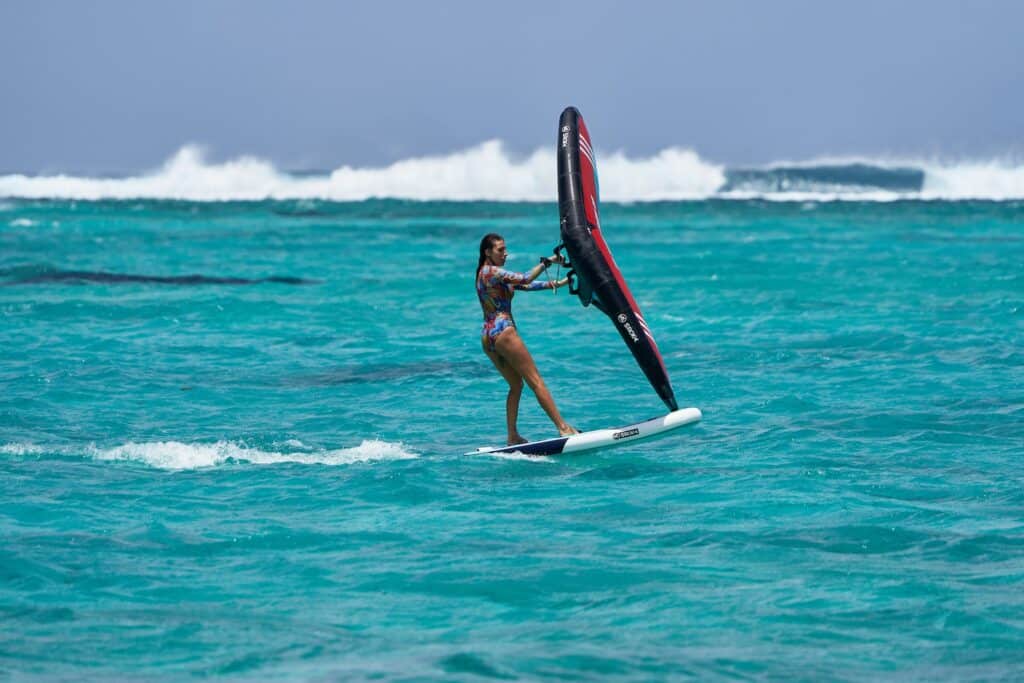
[465,407,701,457]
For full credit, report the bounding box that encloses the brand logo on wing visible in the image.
[561,125,570,148]
[613,427,640,440]
[617,313,640,343]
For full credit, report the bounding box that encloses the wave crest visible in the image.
[1,144,1023,201]
[0,142,724,202]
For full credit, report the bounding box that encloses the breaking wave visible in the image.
[1,143,1022,202]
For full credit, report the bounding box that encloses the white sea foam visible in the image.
[469,448,554,462]
[600,148,725,200]
[920,160,1024,200]
[9,218,36,227]
[1,439,417,470]
[90,439,418,470]
[718,189,912,202]
[0,144,1021,201]
[0,442,46,456]
[0,142,722,202]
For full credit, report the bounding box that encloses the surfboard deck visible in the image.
[465,407,701,457]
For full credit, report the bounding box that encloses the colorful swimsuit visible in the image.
[477,265,555,351]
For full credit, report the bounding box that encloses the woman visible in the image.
[476,233,579,445]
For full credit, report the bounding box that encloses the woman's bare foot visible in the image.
[558,424,580,437]
[507,434,529,446]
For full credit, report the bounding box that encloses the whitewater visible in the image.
[3,142,1024,201]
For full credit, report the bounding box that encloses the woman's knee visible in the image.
[508,376,524,394]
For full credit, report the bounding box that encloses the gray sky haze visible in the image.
[1,0,1021,173]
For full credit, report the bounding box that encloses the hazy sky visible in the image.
[1,0,1021,173]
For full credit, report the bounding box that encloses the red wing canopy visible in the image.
[556,106,678,411]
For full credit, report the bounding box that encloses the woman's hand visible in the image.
[540,253,567,268]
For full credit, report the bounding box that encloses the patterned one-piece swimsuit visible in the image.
[476,265,554,352]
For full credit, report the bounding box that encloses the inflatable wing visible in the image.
[556,106,678,411]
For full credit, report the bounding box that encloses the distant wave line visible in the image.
[1,142,1023,201]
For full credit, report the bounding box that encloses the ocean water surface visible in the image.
[2,197,1023,680]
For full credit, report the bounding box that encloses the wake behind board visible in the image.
[465,407,701,457]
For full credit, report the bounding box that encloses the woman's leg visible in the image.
[494,329,577,436]
[482,339,527,444]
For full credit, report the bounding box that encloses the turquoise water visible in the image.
[2,198,1023,680]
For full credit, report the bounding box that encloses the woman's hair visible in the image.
[476,233,504,278]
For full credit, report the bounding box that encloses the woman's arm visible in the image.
[514,276,570,292]
[486,254,566,288]
[486,261,547,285]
